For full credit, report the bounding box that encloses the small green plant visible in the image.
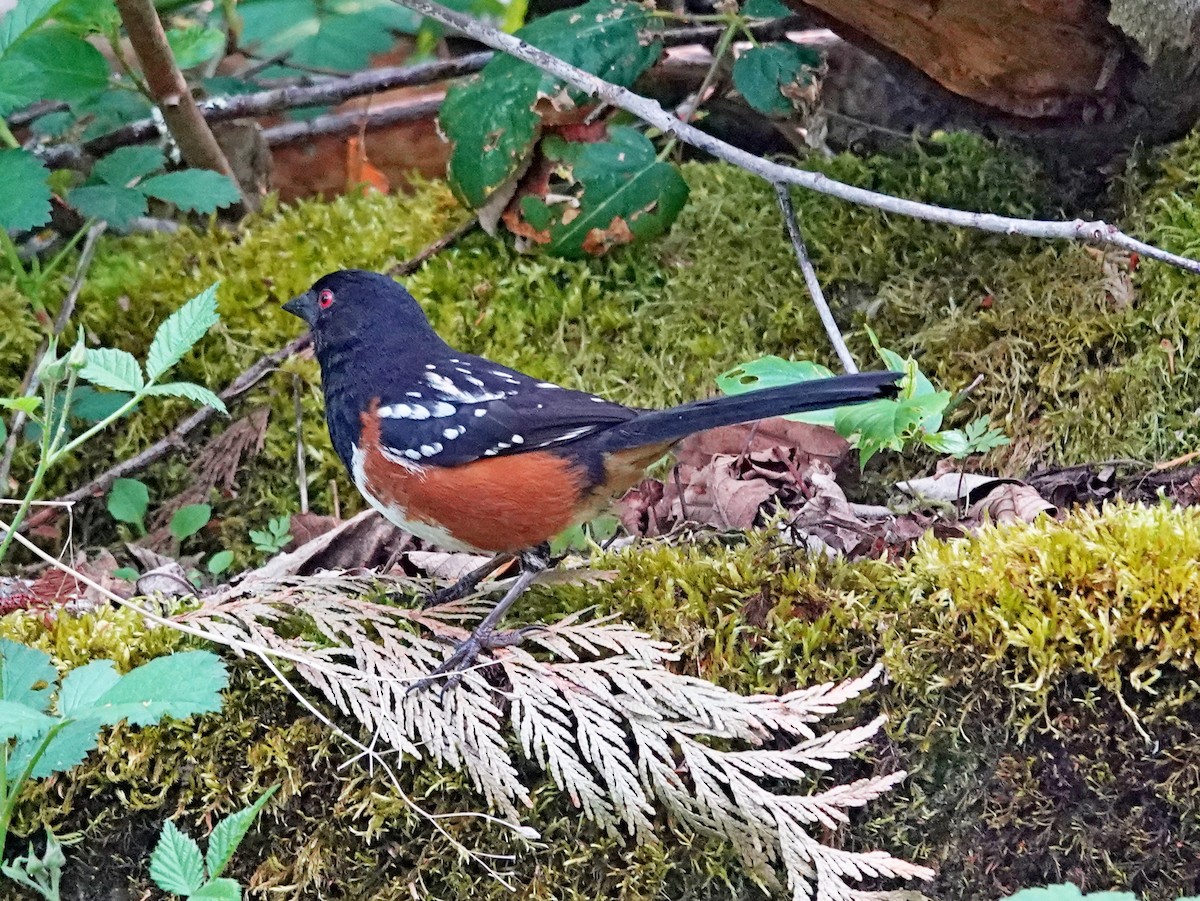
[106,480,234,583]
[717,331,1009,465]
[0,284,227,567]
[149,786,277,901]
[0,638,228,900]
[248,515,292,557]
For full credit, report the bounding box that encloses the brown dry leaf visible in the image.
[683,455,778,530]
[247,509,409,581]
[676,419,849,471]
[346,135,390,194]
[969,483,1057,524]
[405,550,496,583]
[581,215,635,256]
[287,512,342,549]
[788,462,868,554]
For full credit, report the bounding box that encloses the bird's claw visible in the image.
[408,626,528,696]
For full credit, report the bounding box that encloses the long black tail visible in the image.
[600,370,902,451]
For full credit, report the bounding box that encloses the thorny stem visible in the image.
[387,0,1200,275]
[774,184,858,372]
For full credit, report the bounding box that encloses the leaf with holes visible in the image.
[139,170,241,214]
[716,356,837,425]
[732,42,822,117]
[146,283,220,380]
[0,150,51,231]
[515,127,689,258]
[441,0,662,209]
[80,348,144,392]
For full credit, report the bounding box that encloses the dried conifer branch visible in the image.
[390,0,1200,275]
[775,184,858,373]
[176,572,935,899]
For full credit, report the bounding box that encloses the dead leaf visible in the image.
[897,471,1023,504]
[346,135,391,194]
[969,483,1056,524]
[246,509,409,581]
[581,215,635,256]
[405,550,496,583]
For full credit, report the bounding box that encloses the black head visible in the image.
[283,270,437,346]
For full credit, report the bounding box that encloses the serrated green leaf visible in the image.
[0,0,61,56]
[0,639,57,711]
[732,42,822,117]
[835,390,951,466]
[166,25,225,68]
[742,0,792,17]
[533,127,688,258]
[53,0,121,34]
[145,382,228,414]
[205,786,278,879]
[149,820,205,896]
[75,89,153,140]
[238,0,419,73]
[0,149,52,230]
[0,700,56,741]
[0,395,41,414]
[145,283,220,380]
[191,878,243,901]
[170,503,212,541]
[88,650,227,727]
[206,550,234,575]
[441,0,662,208]
[5,28,110,103]
[79,347,144,392]
[139,169,241,213]
[107,478,149,529]
[30,109,73,138]
[9,718,101,777]
[58,659,120,717]
[68,183,148,227]
[715,355,838,425]
[93,146,165,188]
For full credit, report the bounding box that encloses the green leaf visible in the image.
[57,659,120,717]
[75,89,153,140]
[191,878,243,901]
[0,149,52,231]
[5,28,110,104]
[238,0,420,73]
[93,146,165,188]
[441,0,662,208]
[0,639,57,711]
[70,385,132,422]
[1005,888,1134,901]
[205,786,278,878]
[0,700,56,741]
[107,478,149,530]
[166,25,225,69]
[68,183,148,227]
[79,347,144,392]
[86,650,228,727]
[530,127,688,258]
[30,109,73,138]
[835,390,951,467]
[9,718,101,777]
[742,0,792,17]
[113,566,139,581]
[0,0,61,56]
[0,396,41,414]
[54,0,121,34]
[716,356,837,424]
[170,504,212,541]
[149,820,205,896]
[144,382,228,414]
[145,283,221,380]
[139,169,241,214]
[206,550,234,575]
[732,42,822,117]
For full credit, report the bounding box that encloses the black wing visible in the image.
[373,353,636,467]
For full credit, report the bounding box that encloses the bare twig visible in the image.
[388,0,1200,275]
[0,222,108,488]
[773,184,857,373]
[390,216,480,277]
[112,0,250,210]
[292,374,308,515]
[22,334,312,532]
[263,96,444,146]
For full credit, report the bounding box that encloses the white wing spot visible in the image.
[483,448,498,456]
[590,396,606,403]
[465,375,485,387]
[429,401,456,417]
[419,442,444,457]
[536,382,561,389]
[474,408,488,417]
[443,426,463,440]
[511,434,523,444]
[425,363,436,370]
[403,449,423,461]
[426,371,505,404]
[406,391,422,398]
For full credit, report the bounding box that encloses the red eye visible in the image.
[318,288,334,309]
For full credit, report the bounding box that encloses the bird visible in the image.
[283,269,901,687]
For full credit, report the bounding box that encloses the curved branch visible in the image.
[388,0,1200,275]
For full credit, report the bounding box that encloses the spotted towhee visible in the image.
[284,269,900,685]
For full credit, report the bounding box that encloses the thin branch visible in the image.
[0,222,108,488]
[390,215,480,276]
[388,0,1200,275]
[113,0,251,210]
[262,96,444,146]
[774,184,857,373]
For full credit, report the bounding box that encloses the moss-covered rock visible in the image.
[6,502,1200,899]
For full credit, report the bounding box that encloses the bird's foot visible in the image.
[420,554,515,608]
[408,625,529,695]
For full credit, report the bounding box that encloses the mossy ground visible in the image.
[5,129,1200,898]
